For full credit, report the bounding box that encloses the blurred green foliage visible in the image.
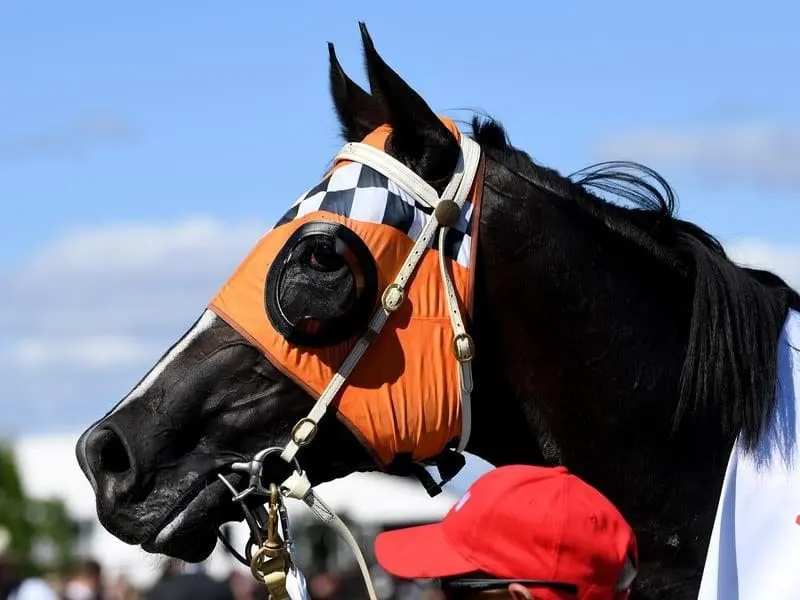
[0,441,77,575]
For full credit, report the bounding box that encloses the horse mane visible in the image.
[470,115,800,451]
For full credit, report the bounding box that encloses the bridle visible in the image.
[216,133,484,599]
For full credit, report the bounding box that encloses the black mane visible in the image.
[471,116,800,451]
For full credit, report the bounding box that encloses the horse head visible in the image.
[76,23,800,597]
[75,23,498,563]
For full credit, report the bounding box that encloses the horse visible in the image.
[74,24,800,599]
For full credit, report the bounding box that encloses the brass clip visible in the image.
[250,484,290,600]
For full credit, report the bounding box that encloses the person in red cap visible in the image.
[374,465,638,600]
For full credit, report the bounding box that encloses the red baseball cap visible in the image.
[374,465,637,600]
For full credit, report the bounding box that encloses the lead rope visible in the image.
[220,136,482,600]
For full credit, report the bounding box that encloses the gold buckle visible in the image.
[452,333,475,363]
[291,418,318,447]
[381,283,404,312]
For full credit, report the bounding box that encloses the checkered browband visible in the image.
[275,161,475,269]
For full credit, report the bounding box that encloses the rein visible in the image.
[217,134,483,599]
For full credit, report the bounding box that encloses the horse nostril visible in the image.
[80,424,147,507]
[95,428,132,474]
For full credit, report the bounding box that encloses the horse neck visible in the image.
[470,187,703,453]
[463,186,734,597]
[471,182,735,488]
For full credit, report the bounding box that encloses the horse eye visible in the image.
[307,240,345,272]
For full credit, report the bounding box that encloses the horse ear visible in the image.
[358,22,459,182]
[329,42,388,142]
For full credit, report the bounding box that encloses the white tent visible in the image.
[284,471,461,525]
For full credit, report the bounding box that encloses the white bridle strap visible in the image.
[279,135,481,465]
[275,136,481,600]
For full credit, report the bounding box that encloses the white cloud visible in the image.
[0,218,267,337]
[0,112,136,164]
[10,336,159,370]
[727,239,800,290]
[596,120,800,189]
[24,218,262,278]
[0,217,267,433]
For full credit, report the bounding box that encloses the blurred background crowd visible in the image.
[0,551,443,600]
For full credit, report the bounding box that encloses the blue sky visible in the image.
[1,1,798,436]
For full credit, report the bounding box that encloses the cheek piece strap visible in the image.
[218,135,482,600]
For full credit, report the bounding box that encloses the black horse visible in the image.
[75,24,799,599]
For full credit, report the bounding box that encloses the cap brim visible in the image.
[374,523,479,580]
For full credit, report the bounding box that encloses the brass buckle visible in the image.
[452,333,475,363]
[291,417,318,447]
[381,283,404,312]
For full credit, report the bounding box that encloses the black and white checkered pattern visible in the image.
[274,162,474,268]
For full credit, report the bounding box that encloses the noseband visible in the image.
[217,134,483,599]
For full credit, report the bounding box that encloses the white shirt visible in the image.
[698,309,800,599]
[8,578,59,600]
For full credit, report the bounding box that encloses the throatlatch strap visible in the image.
[388,450,467,497]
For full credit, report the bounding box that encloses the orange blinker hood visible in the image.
[208,119,483,469]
